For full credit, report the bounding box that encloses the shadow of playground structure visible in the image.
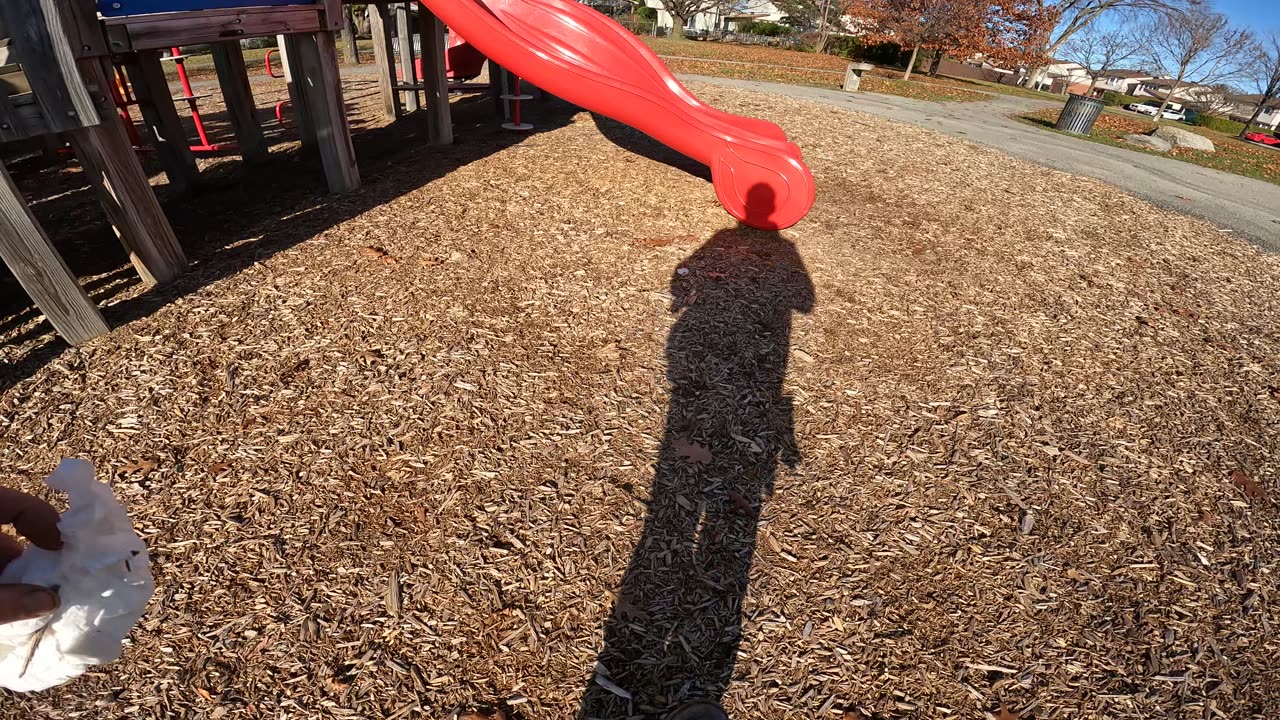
[580,185,814,719]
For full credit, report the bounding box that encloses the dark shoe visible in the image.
[666,701,728,720]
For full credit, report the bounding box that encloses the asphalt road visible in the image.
[687,76,1280,250]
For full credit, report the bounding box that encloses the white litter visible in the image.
[0,459,154,692]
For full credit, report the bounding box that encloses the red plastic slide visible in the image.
[418,0,815,230]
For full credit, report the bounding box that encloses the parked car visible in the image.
[1124,101,1186,121]
[1244,131,1280,148]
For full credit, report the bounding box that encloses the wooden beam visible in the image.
[123,50,199,194]
[70,57,186,287]
[369,5,400,120]
[104,6,325,53]
[418,7,453,145]
[0,158,108,344]
[0,87,23,143]
[0,0,101,133]
[292,31,359,193]
[277,34,316,147]
[320,0,344,30]
[395,4,419,113]
[210,41,268,165]
[55,0,109,58]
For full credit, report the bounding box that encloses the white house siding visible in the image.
[643,0,784,34]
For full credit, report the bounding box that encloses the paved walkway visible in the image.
[688,75,1280,250]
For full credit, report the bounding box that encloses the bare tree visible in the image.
[1060,22,1141,93]
[1145,8,1253,125]
[774,0,861,52]
[1239,33,1280,138]
[657,0,738,37]
[1182,81,1240,115]
[1024,0,1199,91]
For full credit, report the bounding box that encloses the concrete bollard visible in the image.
[842,62,874,92]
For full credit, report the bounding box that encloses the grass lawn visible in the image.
[934,75,1065,102]
[640,36,988,102]
[1016,106,1280,185]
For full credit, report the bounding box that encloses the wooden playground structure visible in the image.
[0,0,457,346]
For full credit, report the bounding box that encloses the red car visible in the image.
[1244,131,1280,147]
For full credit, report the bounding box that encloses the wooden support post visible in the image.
[278,34,316,147]
[419,7,453,145]
[0,0,101,135]
[0,159,108,344]
[395,3,419,113]
[211,41,268,165]
[292,31,359,193]
[70,58,186,287]
[340,5,360,64]
[123,50,199,193]
[369,5,400,120]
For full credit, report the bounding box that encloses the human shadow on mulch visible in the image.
[579,185,814,719]
[0,86,576,393]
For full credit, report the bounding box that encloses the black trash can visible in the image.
[1054,93,1106,135]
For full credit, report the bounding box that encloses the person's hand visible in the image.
[0,488,62,624]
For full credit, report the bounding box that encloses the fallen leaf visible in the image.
[117,460,157,476]
[615,594,649,621]
[727,490,754,515]
[327,675,351,692]
[1231,470,1269,501]
[300,616,319,642]
[596,342,621,362]
[673,438,712,464]
[361,246,398,265]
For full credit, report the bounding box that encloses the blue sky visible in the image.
[1211,0,1276,34]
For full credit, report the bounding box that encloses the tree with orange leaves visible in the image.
[860,0,1054,80]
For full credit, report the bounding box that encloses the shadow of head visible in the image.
[669,182,813,318]
[745,182,775,222]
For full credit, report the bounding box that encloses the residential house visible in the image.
[1024,60,1093,94]
[1133,81,1234,114]
[641,0,785,35]
[1131,79,1206,103]
[1093,69,1152,96]
[1226,94,1280,130]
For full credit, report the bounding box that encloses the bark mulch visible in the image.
[1,79,1278,720]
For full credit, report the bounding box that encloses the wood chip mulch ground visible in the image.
[2,77,1280,720]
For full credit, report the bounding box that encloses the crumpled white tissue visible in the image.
[0,458,154,692]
